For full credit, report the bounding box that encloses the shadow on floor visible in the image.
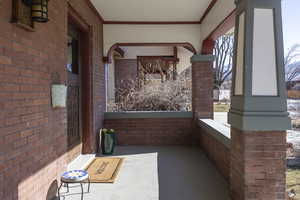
[111,146,230,200]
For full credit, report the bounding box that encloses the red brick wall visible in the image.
[197,125,230,181]
[0,0,105,199]
[230,128,286,200]
[68,0,105,155]
[104,118,194,145]
[115,59,137,92]
[191,61,214,119]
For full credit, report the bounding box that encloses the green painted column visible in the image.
[229,0,291,199]
[229,0,290,131]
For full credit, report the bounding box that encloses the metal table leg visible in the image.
[80,182,84,200]
[57,182,63,200]
[65,183,69,193]
[58,178,89,200]
[87,178,90,193]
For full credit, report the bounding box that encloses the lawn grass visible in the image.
[287,168,300,199]
[213,103,230,112]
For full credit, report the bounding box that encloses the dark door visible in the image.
[67,25,82,148]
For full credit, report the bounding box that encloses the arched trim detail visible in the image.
[104,42,197,63]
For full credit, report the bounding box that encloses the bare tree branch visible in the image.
[213,33,234,90]
[285,44,300,85]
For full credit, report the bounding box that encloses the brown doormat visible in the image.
[85,157,123,183]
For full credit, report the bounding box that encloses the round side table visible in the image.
[58,170,90,200]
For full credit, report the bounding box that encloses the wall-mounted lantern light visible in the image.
[22,0,49,23]
[31,0,49,23]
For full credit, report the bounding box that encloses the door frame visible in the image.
[68,4,94,154]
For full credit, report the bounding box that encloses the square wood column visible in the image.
[229,0,291,199]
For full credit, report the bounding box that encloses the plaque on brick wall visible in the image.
[12,0,34,29]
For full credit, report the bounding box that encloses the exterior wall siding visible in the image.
[0,0,105,199]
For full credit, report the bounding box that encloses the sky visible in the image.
[282,0,300,53]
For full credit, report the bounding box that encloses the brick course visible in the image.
[115,59,138,90]
[230,128,286,200]
[104,118,194,145]
[191,61,214,119]
[197,126,230,181]
[0,0,105,199]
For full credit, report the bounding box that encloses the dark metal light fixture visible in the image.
[22,0,32,6]
[31,0,49,23]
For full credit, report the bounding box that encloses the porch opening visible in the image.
[105,44,194,112]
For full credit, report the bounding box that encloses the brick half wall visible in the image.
[104,112,194,145]
[197,119,231,181]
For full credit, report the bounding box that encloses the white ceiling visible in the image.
[90,0,211,22]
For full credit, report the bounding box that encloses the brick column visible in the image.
[229,0,291,199]
[191,55,214,119]
[230,129,287,199]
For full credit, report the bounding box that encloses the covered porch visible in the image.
[98,0,290,199]
[59,146,230,200]
[0,0,291,200]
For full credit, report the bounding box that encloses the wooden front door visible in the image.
[67,25,82,148]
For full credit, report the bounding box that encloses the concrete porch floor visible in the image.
[60,146,230,200]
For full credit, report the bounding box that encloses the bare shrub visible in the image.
[108,78,191,112]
